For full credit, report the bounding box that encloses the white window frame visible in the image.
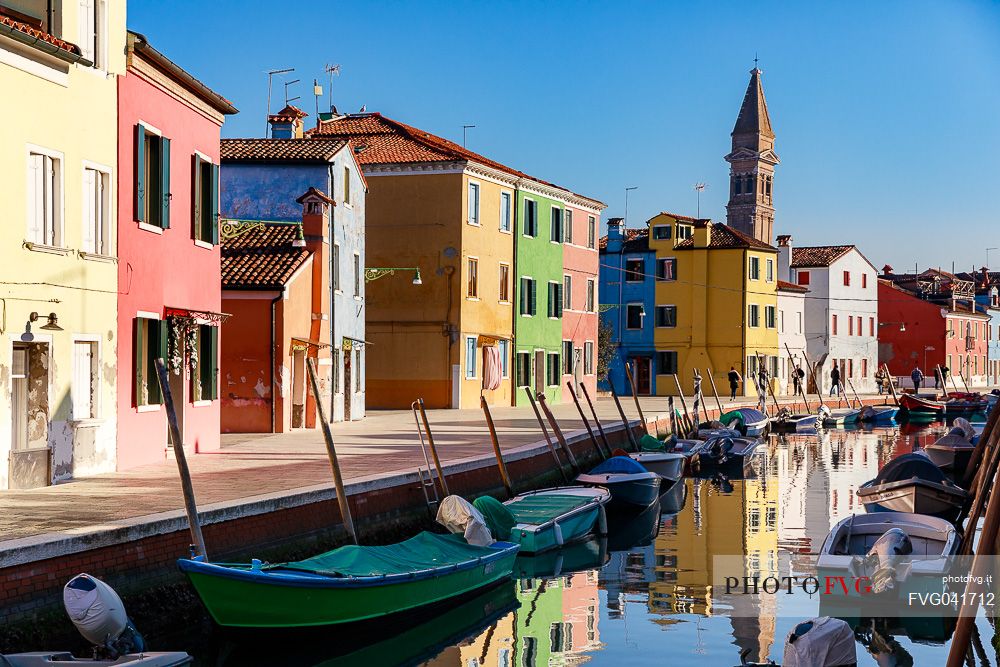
[563,274,572,311]
[81,160,113,258]
[136,121,165,235]
[564,209,574,244]
[765,304,777,329]
[523,198,537,238]
[466,255,479,300]
[549,206,563,244]
[135,310,162,413]
[464,335,477,379]
[498,262,511,304]
[498,339,510,378]
[625,303,644,330]
[78,0,108,70]
[766,258,774,282]
[26,144,66,250]
[562,339,574,376]
[499,190,513,233]
[584,340,595,375]
[467,180,480,226]
[520,276,535,317]
[652,225,671,241]
[353,251,362,300]
[748,303,760,328]
[71,334,102,423]
[624,256,645,283]
[748,256,760,281]
[587,215,596,249]
[547,280,561,319]
[586,278,596,313]
[332,242,342,293]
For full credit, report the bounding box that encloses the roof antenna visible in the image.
[284,79,300,106]
[694,183,707,218]
[265,67,294,137]
[462,124,476,148]
[324,63,340,113]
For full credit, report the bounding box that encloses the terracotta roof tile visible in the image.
[221,221,311,289]
[310,113,605,208]
[789,245,855,268]
[777,279,808,293]
[267,104,308,123]
[0,11,81,56]
[674,223,777,252]
[220,138,348,162]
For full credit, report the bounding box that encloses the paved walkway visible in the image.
[0,393,894,545]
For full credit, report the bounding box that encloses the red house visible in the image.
[878,279,990,387]
[117,32,237,469]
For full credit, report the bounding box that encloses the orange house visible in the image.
[220,189,333,432]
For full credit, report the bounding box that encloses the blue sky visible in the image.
[130,1,1000,271]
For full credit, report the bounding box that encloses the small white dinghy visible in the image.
[1,574,192,666]
[817,512,958,598]
[628,451,685,484]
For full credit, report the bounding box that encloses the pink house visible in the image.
[116,32,237,469]
[561,203,601,402]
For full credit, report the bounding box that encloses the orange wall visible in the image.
[221,295,274,433]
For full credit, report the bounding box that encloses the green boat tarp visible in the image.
[473,496,517,540]
[272,532,492,577]
[640,434,666,452]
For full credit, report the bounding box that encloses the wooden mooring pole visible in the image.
[706,367,725,416]
[610,388,640,450]
[155,358,208,559]
[481,396,514,498]
[537,392,581,473]
[580,383,612,456]
[567,381,607,460]
[883,363,900,407]
[306,357,357,544]
[415,398,449,497]
[622,360,649,434]
[524,388,570,482]
[672,374,694,436]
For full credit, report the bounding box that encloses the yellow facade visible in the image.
[364,165,514,409]
[648,214,779,397]
[0,1,126,489]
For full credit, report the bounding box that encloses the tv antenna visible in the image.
[284,79,300,106]
[694,183,707,218]
[265,67,294,137]
[462,124,476,147]
[325,63,341,112]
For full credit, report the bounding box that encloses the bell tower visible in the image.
[725,66,779,244]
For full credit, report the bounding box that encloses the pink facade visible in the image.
[561,205,600,402]
[116,35,236,469]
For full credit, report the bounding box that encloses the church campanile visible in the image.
[725,67,779,244]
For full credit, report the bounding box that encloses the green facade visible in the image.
[514,188,566,406]
[515,578,567,665]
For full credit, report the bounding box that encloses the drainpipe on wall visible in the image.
[270,292,282,432]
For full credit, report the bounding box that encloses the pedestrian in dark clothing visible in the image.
[728,366,742,401]
[934,366,942,390]
[792,367,805,395]
[830,363,841,397]
[941,366,950,389]
[911,366,924,392]
[875,367,887,395]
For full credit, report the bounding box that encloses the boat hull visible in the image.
[859,406,899,423]
[178,542,519,628]
[900,394,946,420]
[771,414,819,432]
[628,452,685,483]
[923,441,975,478]
[822,408,861,427]
[0,655,191,667]
[576,472,662,509]
[504,487,609,554]
[857,479,967,522]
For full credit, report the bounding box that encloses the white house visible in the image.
[777,279,808,395]
[777,236,879,396]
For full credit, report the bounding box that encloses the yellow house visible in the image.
[647,214,779,398]
[312,113,525,409]
[0,1,126,488]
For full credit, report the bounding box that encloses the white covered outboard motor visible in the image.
[782,617,857,667]
[435,495,493,546]
[63,574,145,658]
[865,528,913,594]
[818,405,832,420]
[950,417,975,442]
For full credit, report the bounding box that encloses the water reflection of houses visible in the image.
[452,573,601,667]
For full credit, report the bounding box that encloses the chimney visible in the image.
[693,220,711,248]
[606,217,624,253]
[776,234,792,282]
[268,105,308,139]
[297,187,334,241]
[881,264,894,277]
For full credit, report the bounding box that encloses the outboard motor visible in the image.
[818,405,832,420]
[707,437,733,464]
[781,617,857,667]
[435,495,494,546]
[950,417,975,442]
[62,574,145,659]
[865,528,913,594]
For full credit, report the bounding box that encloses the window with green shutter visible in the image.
[521,277,537,316]
[194,324,219,401]
[134,317,166,406]
[135,124,171,229]
[192,155,218,243]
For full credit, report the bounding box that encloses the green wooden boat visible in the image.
[474,487,610,555]
[177,532,519,629]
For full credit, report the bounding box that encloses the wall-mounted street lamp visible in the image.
[365,267,422,285]
[878,321,906,333]
[30,312,62,331]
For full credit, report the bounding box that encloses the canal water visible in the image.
[186,424,997,666]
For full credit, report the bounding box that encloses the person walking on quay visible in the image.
[934,365,943,390]
[792,366,805,396]
[728,366,742,401]
[941,365,950,390]
[911,366,924,392]
[875,366,887,395]
[830,362,841,397]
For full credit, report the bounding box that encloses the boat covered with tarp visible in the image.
[857,453,968,522]
[859,404,900,424]
[923,419,977,478]
[178,531,519,628]
[719,408,770,436]
[469,488,609,554]
[576,456,661,509]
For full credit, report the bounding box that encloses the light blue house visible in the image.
[599,218,658,395]
[220,111,367,421]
